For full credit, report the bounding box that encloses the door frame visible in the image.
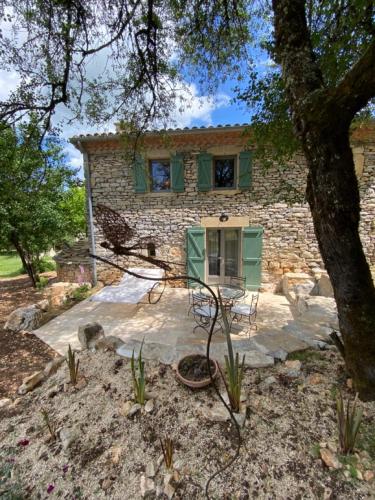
[205,227,242,284]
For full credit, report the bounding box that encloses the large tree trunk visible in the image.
[10,233,39,288]
[272,0,375,400]
[302,125,375,401]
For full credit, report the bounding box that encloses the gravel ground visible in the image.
[0,348,374,499]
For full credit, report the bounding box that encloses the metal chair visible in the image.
[229,276,246,291]
[192,302,224,334]
[188,288,211,316]
[230,292,259,336]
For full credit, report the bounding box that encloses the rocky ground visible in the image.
[0,275,57,397]
[0,346,374,499]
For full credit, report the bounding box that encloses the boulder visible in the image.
[295,296,338,329]
[311,273,334,298]
[18,371,45,394]
[78,322,105,349]
[94,335,124,352]
[43,356,65,377]
[44,282,80,308]
[5,305,43,332]
[36,299,49,312]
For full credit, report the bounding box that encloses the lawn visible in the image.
[0,252,56,279]
[0,252,24,278]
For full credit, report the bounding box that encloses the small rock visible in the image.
[101,478,112,491]
[356,469,363,480]
[128,404,142,417]
[164,483,175,499]
[364,470,374,482]
[78,322,105,350]
[75,377,87,390]
[0,398,11,408]
[306,373,325,385]
[119,401,133,417]
[233,411,246,428]
[146,462,156,478]
[344,470,351,479]
[144,399,154,413]
[320,449,342,469]
[285,360,302,371]
[204,404,229,422]
[18,371,45,395]
[60,427,79,451]
[327,441,337,453]
[140,474,155,498]
[263,376,277,386]
[110,446,122,465]
[36,299,49,312]
[323,487,332,500]
[94,335,124,352]
[346,378,353,389]
[43,357,65,378]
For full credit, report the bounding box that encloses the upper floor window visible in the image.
[214,157,236,189]
[150,159,171,192]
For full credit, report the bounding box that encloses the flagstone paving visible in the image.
[34,288,333,365]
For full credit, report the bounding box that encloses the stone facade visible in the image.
[72,125,375,291]
[54,239,93,284]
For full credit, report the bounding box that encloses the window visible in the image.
[150,159,171,192]
[147,242,156,257]
[213,157,236,189]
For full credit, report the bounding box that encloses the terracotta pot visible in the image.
[176,354,218,389]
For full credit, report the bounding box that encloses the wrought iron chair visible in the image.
[192,301,224,334]
[229,276,246,292]
[188,288,211,316]
[230,291,259,336]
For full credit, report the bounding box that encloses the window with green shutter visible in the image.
[133,155,148,193]
[186,227,205,287]
[242,227,263,290]
[171,153,184,192]
[197,153,212,191]
[238,151,253,189]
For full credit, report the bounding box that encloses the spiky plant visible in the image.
[131,340,146,405]
[160,437,174,470]
[336,391,363,455]
[40,407,57,440]
[66,344,80,385]
[218,290,245,413]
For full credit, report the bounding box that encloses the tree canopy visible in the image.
[0,119,85,285]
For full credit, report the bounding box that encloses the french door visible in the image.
[206,228,240,284]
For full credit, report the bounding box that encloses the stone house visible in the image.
[71,123,375,291]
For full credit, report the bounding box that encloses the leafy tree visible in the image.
[0,120,81,286]
[0,1,374,398]
[59,185,87,242]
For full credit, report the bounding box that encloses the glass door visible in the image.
[207,228,240,284]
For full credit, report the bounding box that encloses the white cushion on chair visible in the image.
[193,305,219,318]
[231,303,256,316]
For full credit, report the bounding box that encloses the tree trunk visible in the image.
[303,125,375,401]
[10,233,38,288]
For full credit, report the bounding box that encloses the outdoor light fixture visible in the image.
[219,213,229,222]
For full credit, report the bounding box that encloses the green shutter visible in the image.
[186,227,205,287]
[197,153,212,191]
[134,155,147,193]
[238,151,252,189]
[242,227,263,290]
[171,153,184,192]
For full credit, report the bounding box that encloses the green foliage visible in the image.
[66,344,80,385]
[217,290,245,413]
[336,391,363,454]
[35,257,56,273]
[131,340,146,405]
[160,437,174,470]
[71,284,91,302]
[0,118,80,285]
[59,186,86,241]
[35,276,49,290]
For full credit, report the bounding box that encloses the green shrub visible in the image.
[336,391,363,455]
[131,340,146,405]
[35,257,56,273]
[71,284,90,301]
[36,276,49,289]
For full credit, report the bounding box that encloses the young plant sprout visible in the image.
[131,340,146,405]
[160,437,174,470]
[336,391,363,454]
[66,344,80,385]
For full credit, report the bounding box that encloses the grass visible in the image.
[287,349,325,362]
[0,252,24,278]
[0,252,56,279]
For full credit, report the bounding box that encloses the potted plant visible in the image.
[176,354,218,389]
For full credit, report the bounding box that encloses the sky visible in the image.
[0,70,252,176]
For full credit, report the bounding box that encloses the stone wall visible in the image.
[80,128,375,290]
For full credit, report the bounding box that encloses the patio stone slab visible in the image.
[248,330,310,360]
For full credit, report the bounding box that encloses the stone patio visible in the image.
[34,288,335,366]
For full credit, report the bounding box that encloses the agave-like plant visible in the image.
[217,290,245,413]
[131,339,146,405]
[66,344,80,385]
[160,437,174,470]
[336,391,363,455]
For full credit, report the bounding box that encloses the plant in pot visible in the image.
[176,354,218,388]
